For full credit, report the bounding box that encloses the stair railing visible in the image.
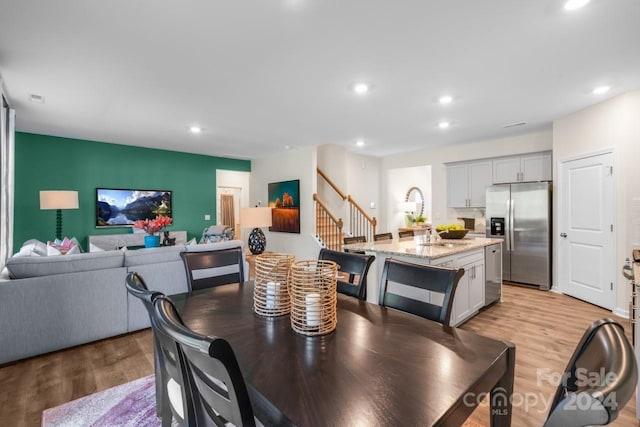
[312,193,343,251]
[316,167,376,243]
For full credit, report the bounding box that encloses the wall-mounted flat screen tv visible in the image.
[96,188,172,227]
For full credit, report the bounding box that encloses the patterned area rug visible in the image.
[42,375,159,427]
[42,374,486,426]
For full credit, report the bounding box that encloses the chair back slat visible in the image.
[379,258,463,327]
[398,230,415,238]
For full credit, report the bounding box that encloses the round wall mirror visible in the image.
[405,187,424,217]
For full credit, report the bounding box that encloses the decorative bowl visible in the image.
[437,229,469,239]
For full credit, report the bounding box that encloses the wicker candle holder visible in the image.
[254,253,295,317]
[289,259,338,336]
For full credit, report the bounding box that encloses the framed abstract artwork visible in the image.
[268,179,300,233]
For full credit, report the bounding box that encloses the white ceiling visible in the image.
[1,0,639,159]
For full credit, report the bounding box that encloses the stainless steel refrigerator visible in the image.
[485,182,551,289]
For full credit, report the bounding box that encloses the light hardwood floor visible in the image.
[0,284,638,426]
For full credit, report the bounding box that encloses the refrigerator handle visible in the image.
[510,199,515,251]
[505,199,511,251]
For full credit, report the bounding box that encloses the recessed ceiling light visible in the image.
[352,82,371,95]
[356,139,366,147]
[592,86,611,95]
[564,0,590,11]
[439,95,453,104]
[28,93,45,104]
[438,121,451,129]
[189,126,202,134]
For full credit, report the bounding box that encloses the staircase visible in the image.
[313,168,376,251]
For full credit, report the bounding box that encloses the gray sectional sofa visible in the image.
[0,240,248,365]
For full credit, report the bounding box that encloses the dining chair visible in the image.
[373,232,393,242]
[151,295,194,427]
[379,258,464,328]
[319,248,375,300]
[343,235,366,245]
[544,318,637,427]
[343,235,367,255]
[180,247,245,292]
[153,296,295,427]
[398,230,415,238]
[125,271,166,418]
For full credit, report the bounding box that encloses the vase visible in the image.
[144,235,160,248]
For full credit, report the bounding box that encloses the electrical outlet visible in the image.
[204,214,211,221]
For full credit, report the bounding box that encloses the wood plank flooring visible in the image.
[0,283,638,426]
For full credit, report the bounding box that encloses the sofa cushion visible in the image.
[124,244,187,267]
[6,250,125,279]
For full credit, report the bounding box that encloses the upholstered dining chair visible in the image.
[319,248,375,300]
[153,296,295,427]
[544,318,637,427]
[373,232,393,242]
[125,272,167,419]
[398,230,415,238]
[379,258,464,328]
[180,247,245,292]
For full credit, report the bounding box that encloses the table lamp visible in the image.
[240,207,273,255]
[40,190,79,240]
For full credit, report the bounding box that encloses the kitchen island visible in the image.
[344,236,503,326]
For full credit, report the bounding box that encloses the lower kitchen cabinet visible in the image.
[435,249,485,327]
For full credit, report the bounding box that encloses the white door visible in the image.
[447,164,469,207]
[558,152,615,309]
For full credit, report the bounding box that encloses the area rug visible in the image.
[42,374,486,427]
[42,375,159,427]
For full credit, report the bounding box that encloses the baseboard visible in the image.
[612,306,629,319]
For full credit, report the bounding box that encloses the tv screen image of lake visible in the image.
[96,189,172,227]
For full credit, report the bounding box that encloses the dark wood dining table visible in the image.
[171,282,515,427]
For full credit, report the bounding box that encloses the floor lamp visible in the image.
[40,190,79,240]
[240,207,272,255]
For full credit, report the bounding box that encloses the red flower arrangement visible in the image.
[133,215,173,235]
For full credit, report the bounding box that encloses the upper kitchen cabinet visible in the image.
[493,151,552,183]
[447,160,492,208]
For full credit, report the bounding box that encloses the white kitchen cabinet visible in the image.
[449,249,485,327]
[446,160,492,208]
[493,152,551,183]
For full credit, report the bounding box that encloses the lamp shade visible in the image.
[240,207,272,228]
[40,191,79,210]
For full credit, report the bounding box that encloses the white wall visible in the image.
[317,144,381,235]
[250,146,320,260]
[386,166,431,233]
[381,130,553,228]
[553,89,640,315]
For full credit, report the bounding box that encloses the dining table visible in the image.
[171,282,515,426]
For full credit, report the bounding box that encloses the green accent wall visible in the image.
[14,132,250,253]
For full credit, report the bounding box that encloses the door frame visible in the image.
[556,148,616,312]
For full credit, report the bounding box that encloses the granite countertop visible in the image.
[343,236,503,260]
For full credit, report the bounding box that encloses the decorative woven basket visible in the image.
[289,259,338,336]
[254,253,295,317]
